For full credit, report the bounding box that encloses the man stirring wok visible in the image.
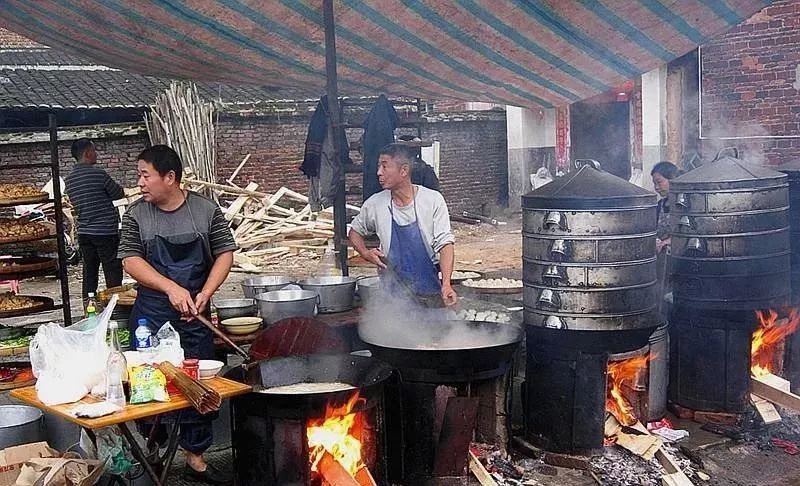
[349,143,458,307]
[118,145,236,485]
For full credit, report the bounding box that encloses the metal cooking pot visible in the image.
[356,276,381,306]
[0,405,44,449]
[241,276,294,299]
[213,298,257,320]
[255,290,318,325]
[298,276,357,313]
[522,162,659,333]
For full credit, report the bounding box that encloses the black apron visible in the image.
[129,195,214,359]
[129,194,216,443]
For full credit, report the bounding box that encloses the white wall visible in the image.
[641,66,668,191]
[507,106,556,208]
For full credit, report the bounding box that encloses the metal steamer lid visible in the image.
[671,155,788,191]
[522,162,655,210]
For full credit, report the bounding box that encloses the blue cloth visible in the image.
[385,194,441,297]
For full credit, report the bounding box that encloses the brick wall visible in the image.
[0,110,508,214]
[422,113,508,213]
[0,135,147,188]
[700,0,800,166]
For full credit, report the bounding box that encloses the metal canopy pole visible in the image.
[49,113,72,325]
[323,0,349,276]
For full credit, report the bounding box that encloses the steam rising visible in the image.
[357,284,521,350]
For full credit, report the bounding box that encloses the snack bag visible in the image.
[128,365,169,404]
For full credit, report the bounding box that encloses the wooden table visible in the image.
[11,377,252,486]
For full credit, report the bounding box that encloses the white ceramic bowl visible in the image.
[198,360,224,380]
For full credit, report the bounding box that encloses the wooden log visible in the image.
[751,373,800,412]
[468,451,497,486]
[605,416,662,461]
[318,451,360,486]
[752,395,782,425]
[354,466,378,486]
[656,449,694,486]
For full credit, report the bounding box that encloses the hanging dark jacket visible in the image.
[361,95,399,201]
[300,95,351,178]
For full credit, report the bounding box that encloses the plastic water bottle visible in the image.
[134,319,152,351]
[85,293,97,318]
[106,321,128,408]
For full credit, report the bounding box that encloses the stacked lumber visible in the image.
[184,174,359,272]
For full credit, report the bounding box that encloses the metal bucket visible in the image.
[255,290,318,326]
[298,276,357,313]
[356,276,381,306]
[241,276,294,299]
[0,405,44,449]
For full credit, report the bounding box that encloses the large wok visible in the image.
[359,320,523,382]
[226,353,394,415]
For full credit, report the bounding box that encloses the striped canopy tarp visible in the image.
[0,1,772,109]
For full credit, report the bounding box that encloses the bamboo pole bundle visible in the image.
[157,361,221,414]
[145,82,216,200]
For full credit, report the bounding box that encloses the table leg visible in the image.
[159,411,183,485]
[117,422,163,486]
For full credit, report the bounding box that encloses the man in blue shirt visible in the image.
[65,138,125,301]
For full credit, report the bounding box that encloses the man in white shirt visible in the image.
[349,143,457,307]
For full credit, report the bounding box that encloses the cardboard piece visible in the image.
[14,455,104,486]
[0,443,57,486]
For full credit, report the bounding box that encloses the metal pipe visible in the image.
[323,0,349,276]
[49,113,72,325]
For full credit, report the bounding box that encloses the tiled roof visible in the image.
[0,48,317,110]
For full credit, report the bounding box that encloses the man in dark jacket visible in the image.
[65,138,125,300]
[398,136,440,192]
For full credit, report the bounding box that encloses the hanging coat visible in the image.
[361,95,399,201]
[301,96,351,210]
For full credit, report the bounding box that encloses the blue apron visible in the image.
[383,187,443,306]
[128,194,215,452]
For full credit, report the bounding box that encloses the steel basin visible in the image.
[0,405,44,450]
[241,276,294,299]
[298,276,357,313]
[255,289,318,325]
[356,276,381,306]
[213,298,257,320]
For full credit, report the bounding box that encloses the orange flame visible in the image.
[751,308,800,378]
[606,354,653,426]
[307,392,365,477]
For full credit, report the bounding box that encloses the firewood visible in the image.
[656,449,694,486]
[226,154,251,186]
[751,373,800,412]
[468,451,497,486]
[752,395,782,425]
[318,451,360,486]
[604,415,662,461]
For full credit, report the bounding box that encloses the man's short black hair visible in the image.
[71,138,93,161]
[651,161,681,180]
[137,145,183,182]
[379,143,416,167]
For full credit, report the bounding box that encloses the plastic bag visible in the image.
[93,428,134,475]
[128,365,169,404]
[155,321,180,349]
[31,295,118,405]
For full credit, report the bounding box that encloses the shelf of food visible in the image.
[0,256,59,281]
[0,196,52,208]
[0,184,51,207]
[0,221,56,246]
[0,361,34,390]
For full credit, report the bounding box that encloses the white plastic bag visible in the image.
[31,295,118,405]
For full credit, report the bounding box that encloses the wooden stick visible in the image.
[656,449,694,486]
[226,153,251,186]
[468,451,497,486]
[751,374,800,412]
[318,452,360,486]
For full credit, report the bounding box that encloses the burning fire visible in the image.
[606,354,652,426]
[751,308,800,378]
[307,392,367,480]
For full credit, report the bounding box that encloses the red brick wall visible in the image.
[422,118,508,213]
[700,0,800,166]
[0,135,147,188]
[0,112,508,214]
